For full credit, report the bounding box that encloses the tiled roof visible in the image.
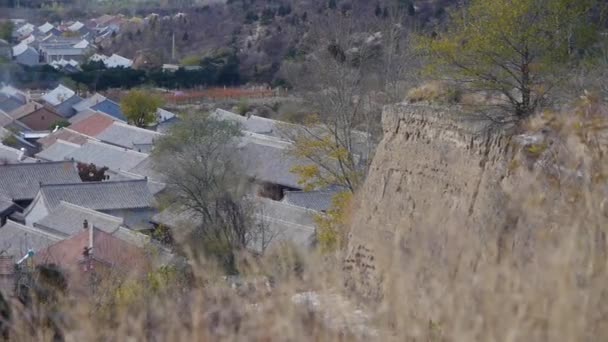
[37,128,90,149]
[0,111,13,128]
[153,198,316,252]
[104,54,133,68]
[238,134,305,189]
[0,97,24,114]
[96,122,161,151]
[251,197,316,252]
[69,112,115,136]
[157,108,176,123]
[0,161,80,201]
[0,196,16,214]
[67,21,84,32]
[91,99,126,121]
[35,139,80,161]
[37,139,149,172]
[69,108,124,125]
[39,179,154,211]
[72,93,106,113]
[212,108,281,137]
[8,102,42,120]
[282,187,344,212]
[34,201,124,237]
[127,157,163,180]
[0,86,27,101]
[53,95,83,118]
[151,205,198,230]
[0,144,37,164]
[38,22,54,34]
[35,227,151,274]
[108,169,166,195]
[41,85,75,106]
[0,220,62,257]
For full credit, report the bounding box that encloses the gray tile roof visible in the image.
[238,134,305,189]
[96,122,161,151]
[252,197,316,252]
[0,220,62,257]
[35,139,81,162]
[72,93,106,113]
[282,187,345,212]
[34,201,124,237]
[0,97,24,113]
[107,169,166,195]
[37,139,150,173]
[68,140,149,171]
[151,205,198,229]
[39,179,154,211]
[152,198,316,252]
[0,161,80,201]
[127,157,163,181]
[0,196,15,215]
[53,94,83,118]
[212,109,280,137]
[0,144,37,164]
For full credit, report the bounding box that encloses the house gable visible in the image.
[18,107,64,131]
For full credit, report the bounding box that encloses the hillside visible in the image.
[102,0,457,84]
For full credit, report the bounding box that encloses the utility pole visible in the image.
[172,32,176,62]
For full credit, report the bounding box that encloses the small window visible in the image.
[41,115,45,120]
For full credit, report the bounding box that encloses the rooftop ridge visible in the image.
[256,196,318,214]
[52,139,82,148]
[60,127,98,140]
[243,131,293,149]
[111,121,163,135]
[3,219,63,241]
[0,159,74,167]
[85,139,150,156]
[56,201,125,223]
[40,178,147,189]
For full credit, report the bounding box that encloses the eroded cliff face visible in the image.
[344,102,608,301]
[344,104,516,299]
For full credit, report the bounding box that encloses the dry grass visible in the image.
[406,81,464,105]
[5,98,608,341]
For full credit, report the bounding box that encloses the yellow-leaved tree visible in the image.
[417,0,603,122]
[121,89,165,128]
[314,191,353,253]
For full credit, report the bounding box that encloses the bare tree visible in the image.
[280,8,417,192]
[153,113,276,272]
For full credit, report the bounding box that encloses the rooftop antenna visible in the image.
[16,249,34,265]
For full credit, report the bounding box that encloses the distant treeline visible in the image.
[0,50,243,90]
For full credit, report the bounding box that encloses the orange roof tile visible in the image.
[68,113,115,137]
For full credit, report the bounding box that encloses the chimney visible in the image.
[18,148,26,162]
[88,223,94,252]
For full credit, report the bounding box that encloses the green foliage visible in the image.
[289,116,364,192]
[180,55,201,66]
[121,89,165,127]
[1,133,18,148]
[314,191,352,252]
[236,100,249,116]
[0,21,13,43]
[48,119,70,131]
[417,0,602,119]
